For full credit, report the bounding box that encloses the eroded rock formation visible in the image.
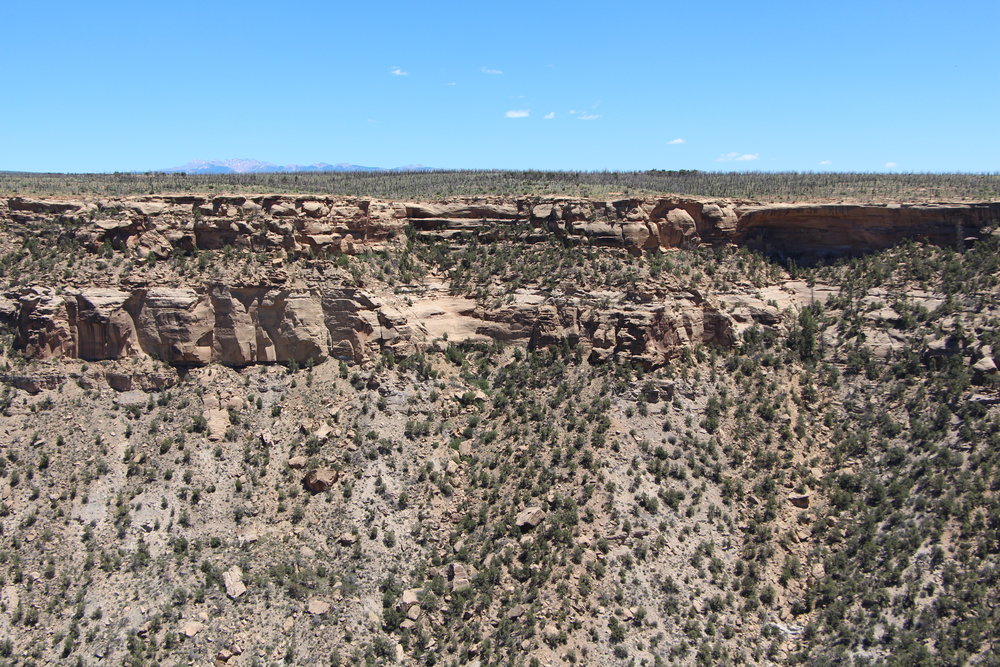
[8,194,998,259]
[3,194,998,372]
[7,284,735,369]
[10,286,410,366]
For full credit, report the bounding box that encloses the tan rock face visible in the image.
[11,195,1000,261]
[11,286,410,367]
[734,203,1000,257]
[133,288,216,365]
[8,195,998,372]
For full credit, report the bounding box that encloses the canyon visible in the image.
[2,194,997,374]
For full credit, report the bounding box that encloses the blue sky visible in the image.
[2,0,998,173]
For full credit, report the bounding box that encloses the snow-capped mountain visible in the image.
[161,159,430,174]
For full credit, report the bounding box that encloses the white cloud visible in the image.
[544,112,555,120]
[819,160,832,165]
[884,161,897,168]
[446,82,457,86]
[389,67,408,76]
[578,114,602,120]
[716,152,759,162]
[505,110,530,118]
[667,138,685,145]
[481,67,503,75]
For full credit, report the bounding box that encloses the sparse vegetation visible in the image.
[0,183,997,665]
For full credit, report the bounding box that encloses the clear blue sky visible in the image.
[3,0,998,173]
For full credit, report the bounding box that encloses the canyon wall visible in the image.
[2,284,734,369]
[2,194,997,372]
[7,194,998,260]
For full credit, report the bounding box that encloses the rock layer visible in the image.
[8,195,998,259]
[11,286,411,366]
[4,194,998,371]
[8,284,735,368]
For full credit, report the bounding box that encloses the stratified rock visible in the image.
[133,288,215,365]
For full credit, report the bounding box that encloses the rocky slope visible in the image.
[0,193,998,666]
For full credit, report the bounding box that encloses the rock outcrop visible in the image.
[4,194,998,373]
[9,195,997,260]
[9,285,410,366]
[734,202,1000,258]
[8,283,734,369]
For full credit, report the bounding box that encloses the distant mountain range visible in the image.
[160,159,432,174]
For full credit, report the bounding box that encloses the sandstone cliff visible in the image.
[8,194,998,259]
[5,284,735,369]
[3,194,997,372]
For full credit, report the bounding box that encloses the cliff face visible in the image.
[5,284,735,369]
[8,194,997,259]
[735,202,1000,257]
[2,194,997,372]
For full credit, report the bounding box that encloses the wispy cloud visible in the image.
[445,82,457,86]
[577,114,602,120]
[544,112,555,120]
[884,161,897,168]
[505,110,530,118]
[716,152,759,162]
[819,160,832,166]
[481,67,503,75]
[389,67,408,76]
[667,138,685,145]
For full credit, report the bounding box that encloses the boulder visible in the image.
[973,356,997,373]
[301,201,329,218]
[400,588,422,610]
[204,409,230,442]
[180,621,204,637]
[223,566,247,599]
[788,493,810,509]
[307,598,330,615]
[659,208,698,248]
[303,468,338,492]
[515,506,546,530]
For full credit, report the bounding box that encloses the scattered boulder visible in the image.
[400,588,422,610]
[180,621,204,637]
[288,455,308,469]
[973,356,997,374]
[303,468,338,492]
[515,506,546,530]
[307,598,330,615]
[788,493,811,509]
[506,604,526,620]
[223,566,247,599]
[204,409,230,441]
